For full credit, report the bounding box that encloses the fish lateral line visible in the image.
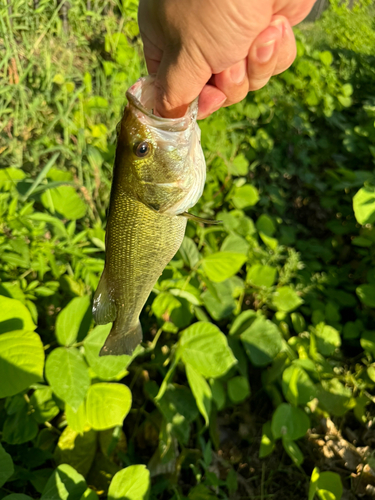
[180,212,222,225]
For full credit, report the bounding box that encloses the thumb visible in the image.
[153,46,212,118]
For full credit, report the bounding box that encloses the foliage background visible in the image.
[1,1,375,499]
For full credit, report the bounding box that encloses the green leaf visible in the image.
[231,184,259,209]
[317,379,354,417]
[229,310,257,336]
[30,386,60,423]
[56,296,92,346]
[309,467,320,500]
[201,252,246,282]
[272,286,303,313]
[86,383,132,430]
[41,464,87,500]
[291,312,306,334]
[0,443,14,487]
[55,426,97,476]
[282,437,304,466]
[0,330,44,398]
[361,331,375,356]
[316,471,343,500]
[185,364,212,426]
[314,323,341,356]
[210,379,226,410]
[271,403,310,440]
[152,292,193,330]
[221,234,249,255]
[179,322,236,378]
[240,316,283,366]
[3,399,39,444]
[0,296,35,334]
[41,186,87,220]
[282,365,316,406]
[229,153,249,176]
[356,284,375,308]
[45,347,90,411]
[319,50,333,66]
[247,264,277,287]
[259,421,275,458]
[353,187,375,225]
[256,214,276,236]
[227,376,250,404]
[108,465,150,500]
[66,403,87,434]
[84,325,131,380]
[178,237,201,268]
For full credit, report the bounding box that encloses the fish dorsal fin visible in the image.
[180,212,222,225]
[92,268,117,325]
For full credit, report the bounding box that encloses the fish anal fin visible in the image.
[180,212,222,225]
[100,321,142,357]
[92,268,117,325]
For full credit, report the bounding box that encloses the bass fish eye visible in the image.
[134,141,152,158]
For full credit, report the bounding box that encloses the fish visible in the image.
[92,76,207,356]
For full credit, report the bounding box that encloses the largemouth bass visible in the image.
[93,76,206,356]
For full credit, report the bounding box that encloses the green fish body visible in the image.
[93,76,206,356]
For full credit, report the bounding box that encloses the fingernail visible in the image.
[230,61,246,84]
[256,40,276,64]
[270,18,284,36]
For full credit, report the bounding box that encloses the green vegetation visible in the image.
[1,1,375,498]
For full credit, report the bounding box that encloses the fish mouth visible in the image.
[126,76,198,132]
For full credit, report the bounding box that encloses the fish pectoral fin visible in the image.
[180,212,222,225]
[100,321,143,356]
[92,268,117,324]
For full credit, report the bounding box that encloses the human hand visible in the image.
[138,0,316,119]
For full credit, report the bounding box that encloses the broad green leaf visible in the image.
[256,214,276,236]
[41,464,87,500]
[56,296,92,346]
[188,484,217,499]
[282,437,304,466]
[46,347,90,411]
[361,330,375,356]
[353,186,375,225]
[66,403,87,434]
[55,426,97,476]
[227,376,250,404]
[221,234,249,255]
[316,471,343,500]
[259,421,275,458]
[356,284,375,308]
[201,252,246,282]
[229,153,249,176]
[178,237,201,268]
[86,383,132,430]
[0,296,35,334]
[80,490,99,500]
[240,316,283,366]
[317,379,354,417]
[231,184,259,209]
[84,325,131,380]
[0,443,14,487]
[271,403,310,440]
[210,379,226,410]
[247,264,277,287]
[41,186,87,220]
[282,365,316,406]
[0,167,25,190]
[319,50,333,66]
[314,323,341,356]
[185,363,212,426]
[3,400,38,444]
[0,330,44,398]
[291,312,306,334]
[152,292,193,330]
[229,310,257,336]
[108,465,150,500]
[179,322,236,378]
[272,286,303,313]
[30,386,60,423]
[309,467,320,500]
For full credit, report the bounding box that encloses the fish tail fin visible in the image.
[92,267,117,325]
[99,321,143,357]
